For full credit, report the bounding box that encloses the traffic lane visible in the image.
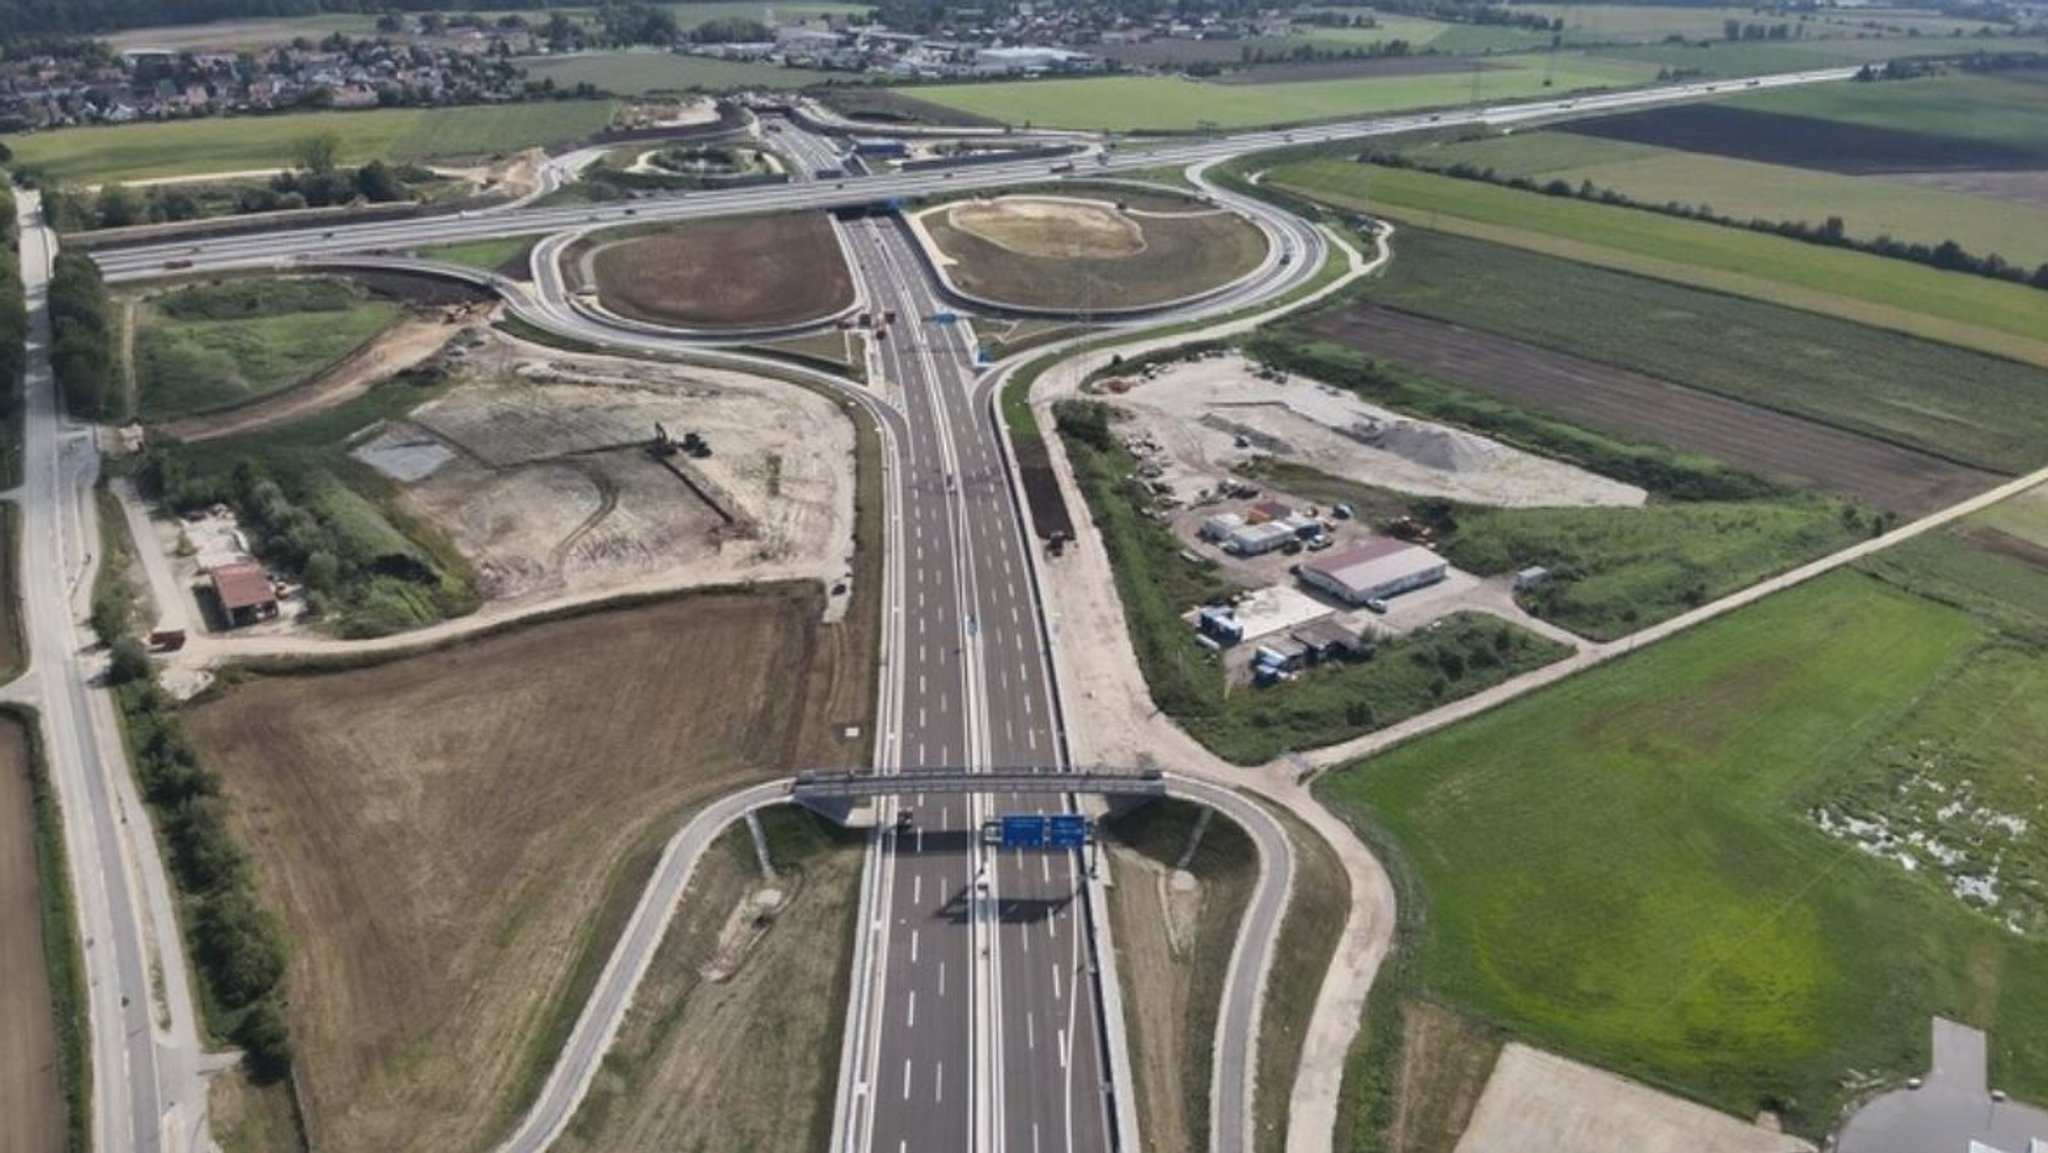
[871,798,977,1153]
[990,793,1111,1153]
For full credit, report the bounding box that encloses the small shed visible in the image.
[208,562,278,627]
[1515,566,1550,591]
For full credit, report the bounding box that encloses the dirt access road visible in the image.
[1301,304,2001,516]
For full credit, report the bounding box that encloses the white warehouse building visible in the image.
[1297,537,1447,604]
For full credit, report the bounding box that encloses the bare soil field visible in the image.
[1217,55,1498,85]
[0,716,65,1153]
[1453,1044,1813,1153]
[1383,1001,1500,1153]
[555,813,862,1151]
[1301,304,2001,515]
[1887,168,2048,211]
[188,587,873,1153]
[587,212,853,329]
[1107,352,1644,509]
[357,346,855,611]
[915,194,1267,311]
[1556,104,2044,173]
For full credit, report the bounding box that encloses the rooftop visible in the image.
[208,561,276,611]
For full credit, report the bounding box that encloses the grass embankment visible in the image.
[1318,559,2048,1139]
[1416,130,2048,268]
[134,277,405,419]
[140,373,479,638]
[1056,399,1568,765]
[1317,227,2048,474]
[1265,159,2048,368]
[4,101,621,185]
[1103,799,1258,1153]
[1,706,90,1153]
[907,55,1659,132]
[419,237,535,277]
[557,809,864,1151]
[919,195,1268,311]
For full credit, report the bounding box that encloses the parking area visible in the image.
[1834,1018,2048,1153]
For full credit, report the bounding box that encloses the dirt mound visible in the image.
[1374,421,1498,474]
[947,198,1146,259]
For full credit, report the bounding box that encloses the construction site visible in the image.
[1083,352,1604,683]
[357,343,857,614]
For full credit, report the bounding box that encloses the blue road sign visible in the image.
[1000,814,1049,849]
[1049,814,1089,849]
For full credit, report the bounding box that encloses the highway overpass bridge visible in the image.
[789,766,1168,823]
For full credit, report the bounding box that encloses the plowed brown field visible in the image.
[189,585,873,1153]
[1302,304,2002,515]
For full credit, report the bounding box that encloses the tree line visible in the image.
[95,585,295,1081]
[46,250,116,419]
[1,183,25,438]
[1359,149,2048,293]
[0,0,575,41]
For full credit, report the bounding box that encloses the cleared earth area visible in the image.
[1297,304,1999,516]
[556,811,862,1152]
[188,588,872,1153]
[585,212,852,329]
[0,716,65,1153]
[915,193,1267,311]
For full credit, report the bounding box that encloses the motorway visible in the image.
[47,62,1863,1153]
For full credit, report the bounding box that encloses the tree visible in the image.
[291,131,341,175]
[108,636,151,683]
[353,159,402,202]
[94,182,137,228]
[236,999,293,1083]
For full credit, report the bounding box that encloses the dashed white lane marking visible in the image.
[902,1058,912,1100]
[1052,964,1062,1002]
[907,990,917,1028]
[911,930,919,963]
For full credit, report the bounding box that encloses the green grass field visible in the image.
[515,50,836,94]
[1342,228,2048,474]
[1318,568,2048,1133]
[1421,131,2048,266]
[5,101,619,185]
[134,278,404,418]
[420,237,536,275]
[1267,160,2048,369]
[1730,71,2048,164]
[905,55,1658,132]
[1974,487,2048,548]
[1591,40,1868,75]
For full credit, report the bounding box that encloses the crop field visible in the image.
[1217,55,1496,86]
[1316,569,2048,1134]
[813,86,1005,128]
[902,55,1657,132]
[1309,228,2048,478]
[916,195,1267,311]
[1102,800,1257,1153]
[1556,100,2048,174]
[1589,40,1881,76]
[515,51,835,94]
[133,277,406,418]
[4,101,619,185]
[587,212,852,329]
[1291,297,2003,513]
[556,811,862,1152]
[1729,72,2048,166]
[1444,135,2048,265]
[0,716,66,1153]
[1268,160,2048,369]
[189,586,874,1153]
